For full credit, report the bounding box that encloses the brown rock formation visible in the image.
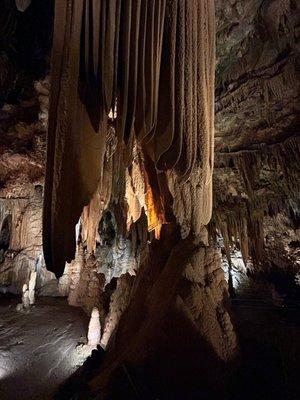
[42,1,238,397]
[43,0,215,277]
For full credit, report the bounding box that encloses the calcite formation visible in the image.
[15,1,32,12]
[43,0,216,277]
[28,269,37,305]
[40,1,239,396]
[21,283,30,310]
[88,307,101,347]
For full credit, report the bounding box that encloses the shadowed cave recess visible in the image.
[0,0,299,399]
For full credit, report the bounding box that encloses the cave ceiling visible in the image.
[215,0,299,152]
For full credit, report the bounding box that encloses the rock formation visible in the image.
[43,0,216,277]
[15,1,32,13]
[28,269,37,305]
[0,1,299,398]
[87,307,101,347]
[40,1,239,398]
[21,283,30,309]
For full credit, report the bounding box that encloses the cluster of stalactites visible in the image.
[212,136,300,268]
[212,206,264,269]
[43,0,215,276]
[80,141,166,254]
[215,136,300,206]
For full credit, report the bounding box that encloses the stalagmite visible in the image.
[87,307,101,347]
[28,270,37,305]
[22,283,30,310]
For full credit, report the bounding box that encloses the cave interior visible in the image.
[0,1,299,399]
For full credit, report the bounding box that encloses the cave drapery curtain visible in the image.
[43,0,215,276]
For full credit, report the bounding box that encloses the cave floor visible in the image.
[0,296,90,400]
[230,270,300,400]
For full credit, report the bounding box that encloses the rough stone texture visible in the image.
[215,0,299,152]
[100,273,135,348]
[0,6,54,293]
[89,228,237,399]
[0,297,89,400]
[43,0,216,277]
[0,2,69,298]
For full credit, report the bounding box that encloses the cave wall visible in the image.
[0,1,64,296]
[213,0,300,280]
[0,78,69,296]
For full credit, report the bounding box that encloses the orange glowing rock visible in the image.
[145,183,164,240]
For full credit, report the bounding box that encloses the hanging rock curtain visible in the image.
[43,0,215,276]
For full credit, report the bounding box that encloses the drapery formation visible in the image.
[43,0,215,277]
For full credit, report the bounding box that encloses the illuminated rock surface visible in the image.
[0,297,89,400]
